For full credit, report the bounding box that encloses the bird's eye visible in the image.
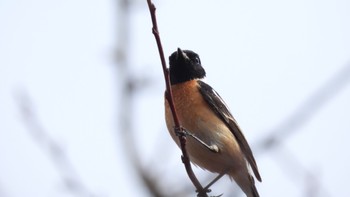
[194,57,200,64]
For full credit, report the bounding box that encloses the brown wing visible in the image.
[198,80,262,182]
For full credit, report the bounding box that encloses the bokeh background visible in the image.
[1,0,350,196]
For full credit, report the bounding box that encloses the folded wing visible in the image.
[197,80,261,182]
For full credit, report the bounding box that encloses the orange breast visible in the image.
[165,80,220,138]
[164,80,244,173]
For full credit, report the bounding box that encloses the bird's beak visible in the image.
[177,47,187,60]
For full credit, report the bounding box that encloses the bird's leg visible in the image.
[175,127,219,153]
[204,168,230,191]
[196,172,226,197]
[174,126,186,137]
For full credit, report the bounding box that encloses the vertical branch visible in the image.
[146,1,208,196]
[115,0,171,196]
[115,0,138,164]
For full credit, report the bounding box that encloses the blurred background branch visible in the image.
[256,63,350,152]
[16,91,98,197]
[114,0,171,196]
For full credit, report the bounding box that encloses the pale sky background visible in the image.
[1,0,350,197]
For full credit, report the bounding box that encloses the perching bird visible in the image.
[164,48,261,197]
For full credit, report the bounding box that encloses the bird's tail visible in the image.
[247,175,259,197]
[229,171,259,197]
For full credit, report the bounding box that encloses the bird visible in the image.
[164,48,262,197]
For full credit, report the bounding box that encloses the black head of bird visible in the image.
[169,48,206,85]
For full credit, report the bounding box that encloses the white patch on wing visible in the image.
[210,87,232,117]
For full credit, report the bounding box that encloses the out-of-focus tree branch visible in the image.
[272,145,331,197]
[16,91,98,197]
[114,0,174,196]
[247,63,350,196]
[255,63,350,152]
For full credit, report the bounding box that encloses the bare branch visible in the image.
[255,63,350,152]
[15,91,98,197]
[146,0,208,196]
[252,63,350,196]
[272,145,331,197]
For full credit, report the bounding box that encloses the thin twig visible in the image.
[16,91,97,197]
[272,145,331,197]
[255,63,350,152]
[146,1,208,196]
[250,63,350,196]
